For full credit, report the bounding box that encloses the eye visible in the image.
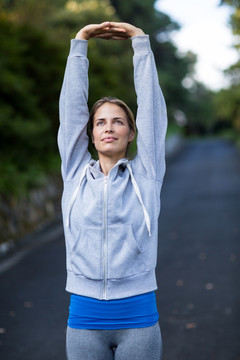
[96,120,105,126]
[113,119,124,125]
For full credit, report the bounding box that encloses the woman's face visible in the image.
[92,103,134,159]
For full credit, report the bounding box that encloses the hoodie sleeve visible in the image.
[131,35,168,183]
[58,39,91,181]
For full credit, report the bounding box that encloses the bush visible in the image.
[0,17,65,196]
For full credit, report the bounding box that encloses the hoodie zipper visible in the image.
[103,176,108,300]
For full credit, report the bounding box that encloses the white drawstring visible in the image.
[126,163,151,237]
[66,163,89,228]
[66,162,151,236]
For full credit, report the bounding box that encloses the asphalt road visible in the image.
[0,138,239,360]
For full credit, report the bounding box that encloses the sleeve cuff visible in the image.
[69,39,88,57]
[131,35,151,55]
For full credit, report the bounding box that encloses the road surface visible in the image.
[0,138,239,360]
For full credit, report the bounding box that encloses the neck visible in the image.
[98,153,125,176]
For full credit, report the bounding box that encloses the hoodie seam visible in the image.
[128,170,163,185]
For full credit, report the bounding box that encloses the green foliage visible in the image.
[184,84,216,135]
[110,0,180,39]
[0,15,64,196]
[0,0,217,198]
[212,0,240,142]
[213,86,240,136]
[221,1,240,43]
[88,39,135,110]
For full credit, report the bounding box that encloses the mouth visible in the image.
[102,137,118,143]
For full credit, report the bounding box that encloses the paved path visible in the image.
[0,138,239,359]
[157,138,240,360]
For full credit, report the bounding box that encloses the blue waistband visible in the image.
[68,291,159,330]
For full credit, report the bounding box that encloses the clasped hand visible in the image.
[76,22,144,40]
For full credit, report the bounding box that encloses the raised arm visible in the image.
[58,35,90,181]
[132,35,168,182]
[97,22,168,182]
[58,22,123,181]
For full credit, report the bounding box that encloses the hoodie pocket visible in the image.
[107,224,146,279]
[70,226,102,280]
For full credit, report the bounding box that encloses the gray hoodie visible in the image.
[58,35,167,300]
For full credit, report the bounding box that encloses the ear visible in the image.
[128,130,135,143]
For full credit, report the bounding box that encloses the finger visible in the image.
[83,23,111,37]
[97,21,111,29]
[93,29,128,38]
[92,32,113,38]
[92,33,116,39]
[92,31,128,38]
[93,34,129,40]
[109,21,126,28]
[107,27,126,33]
[86,22,111,35]
[93,26,126,35]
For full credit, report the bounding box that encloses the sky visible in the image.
[155,0,238,90]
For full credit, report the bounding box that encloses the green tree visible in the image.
[0,16,65,195]
[0,0,137,195]
[0,0,216,197]
[212,0,240,141]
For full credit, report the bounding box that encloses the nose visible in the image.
[105,121,114,133]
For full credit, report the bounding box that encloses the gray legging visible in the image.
[66,323,162,360]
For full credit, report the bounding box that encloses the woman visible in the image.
[58,22,167,360]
